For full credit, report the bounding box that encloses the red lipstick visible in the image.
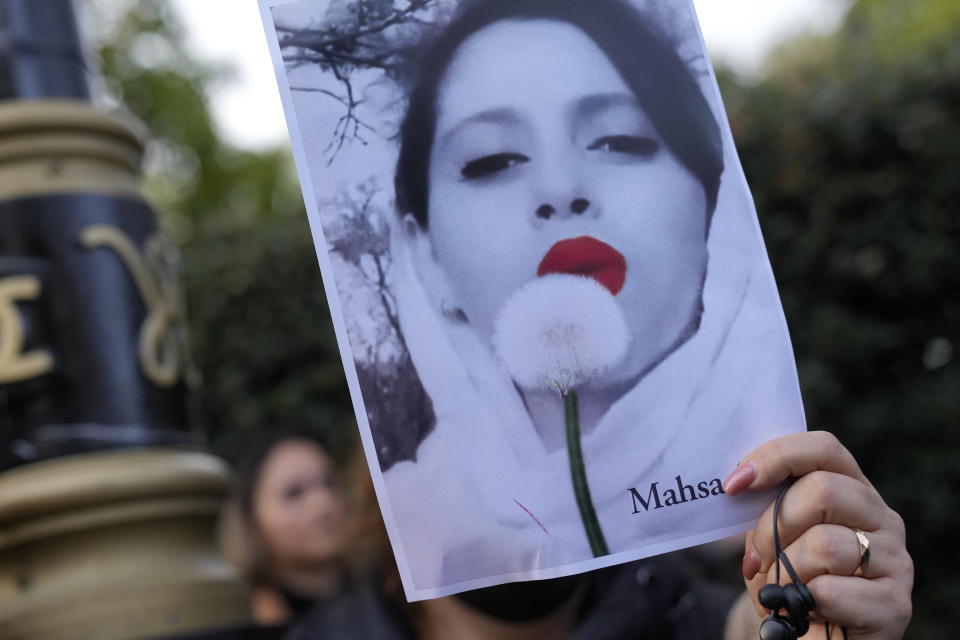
[537,236,627,295]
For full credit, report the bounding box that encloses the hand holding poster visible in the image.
[259,0,806,601]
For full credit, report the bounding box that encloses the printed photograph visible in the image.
[261,0,807,600]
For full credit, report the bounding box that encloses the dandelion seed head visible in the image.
[492,274,630,392]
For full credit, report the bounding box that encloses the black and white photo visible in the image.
[260,0,806,600]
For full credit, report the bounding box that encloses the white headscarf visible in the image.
[381,178,805,597]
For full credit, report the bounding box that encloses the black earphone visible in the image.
[758,482,848,640]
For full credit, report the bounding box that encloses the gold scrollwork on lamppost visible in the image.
[79,224,196,388]
[0,275,55,384]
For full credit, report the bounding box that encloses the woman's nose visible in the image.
[532,148,594,220]
[535,197,592,220]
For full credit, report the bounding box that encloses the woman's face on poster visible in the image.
[419,18,711,385]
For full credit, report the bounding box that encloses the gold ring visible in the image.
[854,530,870,576]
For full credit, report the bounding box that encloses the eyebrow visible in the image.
[436,107,523,153]
[435,92,644,153]
[571,92,642,120]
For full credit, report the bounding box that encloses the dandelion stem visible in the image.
[564,390,609,557]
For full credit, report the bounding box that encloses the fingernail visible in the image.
[742,546,760,580]
[723,462,757,495]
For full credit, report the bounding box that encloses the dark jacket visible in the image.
[285,556,739,639]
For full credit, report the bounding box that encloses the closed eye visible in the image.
[586,135,658,156]
[461,152,529,180]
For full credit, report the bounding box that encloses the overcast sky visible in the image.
[170,0,850,150]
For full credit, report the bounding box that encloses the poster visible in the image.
[259,0,806,601]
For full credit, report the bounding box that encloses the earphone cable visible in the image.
[772,482,848,640]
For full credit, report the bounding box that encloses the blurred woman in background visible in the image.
[220,431,348,625]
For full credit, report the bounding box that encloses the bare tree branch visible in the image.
[289,85,351,107]
[276,0,440,160]
[276,0,433,54]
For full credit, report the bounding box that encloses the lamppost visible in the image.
[0,2,251,637]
